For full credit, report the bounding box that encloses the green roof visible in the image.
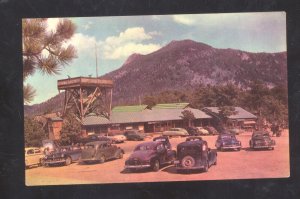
[112,105,148,112]
[152,103,190,109]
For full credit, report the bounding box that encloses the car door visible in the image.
[26,149,41,166]
[70,146,81,161]
[33,148,43,164]
[99,143,110,159]
[26,149,35,166]
[156,144,167,163]
[105,143,115,159]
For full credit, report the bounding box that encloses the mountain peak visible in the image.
[123,53,143,65]
[163,39,212,50]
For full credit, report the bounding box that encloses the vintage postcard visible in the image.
[23,12,288,185]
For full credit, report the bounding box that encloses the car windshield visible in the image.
[134,144,154,151]
[254,134,270,139]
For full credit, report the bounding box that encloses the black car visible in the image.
[204,126,219,135]
[74,134,110,145]
[186,127,201,136]
[249,131,275,150]
[80,141,124,164]
[125,141,176,172]
[174,137,217,172]
[43,145,82,166]
[124,130,145,141]
[215,134,242,151]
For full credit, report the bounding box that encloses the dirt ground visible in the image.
[25,130,290,186]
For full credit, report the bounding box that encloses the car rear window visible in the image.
[134,145,153,151]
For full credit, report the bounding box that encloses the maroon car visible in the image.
[124,141,176,172]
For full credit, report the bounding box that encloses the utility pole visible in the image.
[95,43,98,78]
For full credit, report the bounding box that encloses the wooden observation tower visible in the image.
[57,77,113,121]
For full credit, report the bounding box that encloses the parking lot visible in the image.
[25,130,290,186]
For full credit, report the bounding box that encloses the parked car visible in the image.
[204,126,219,135]
[97,136,114,143]
[249,131,275,150]
[74,134,107,145]
[108,134,127,143]
[162,128,189,137]
[186,127,201,136]
[215,134,242,151]
[80,141,124,164]
[174,136,217,172]
[124,130,145,141]
[228,128,244,135]
[125,141,176,172]
[196,127,210,135]
[25,147,44,169]
[43,145,82,166]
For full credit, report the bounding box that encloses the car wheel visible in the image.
[213,158,217,165]
[118,151,123,159]
[152,159,160,172]
[40,158,45,166]
[203,161,209,172]
[181,156,196,168]
[65,156,72,166]
[271,147,274,150]
[99,155,106,163]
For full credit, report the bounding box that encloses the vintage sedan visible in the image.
[249,131,275,150]
[43,146,82,166]
[80,141,124,164]
[204,126,219,135]
[74,134,110,145]
[124,130,145,141]
[228,128,244,135]
[215,134,242,151]
[186,127,201,136]
[162,128,189,137]
[108,134,127,143]
[196,127,210,135]
[125,141,176,172]
[174,137,217,172]
[25,147,44,169]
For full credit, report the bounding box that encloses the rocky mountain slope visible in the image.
[103,39,287,105]
[25,39,287,116]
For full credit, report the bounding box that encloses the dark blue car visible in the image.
[215,134,241,151]
[43,145,82,166]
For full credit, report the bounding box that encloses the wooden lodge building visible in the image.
[201,107,257,130]
[81,103,257,134]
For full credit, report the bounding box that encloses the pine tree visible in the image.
[22,18,77,104]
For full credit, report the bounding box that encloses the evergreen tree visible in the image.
[22,18,77,104]
[60,113,81,145]
[24,117,47,147]
[180,110,195,127]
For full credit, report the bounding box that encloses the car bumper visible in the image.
[221,145,241,149]
[174,160,206,170]
[44,159,66,164]
[125,164,151,169]
[253,145,274,149]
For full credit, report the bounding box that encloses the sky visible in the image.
[24,12,286,105]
